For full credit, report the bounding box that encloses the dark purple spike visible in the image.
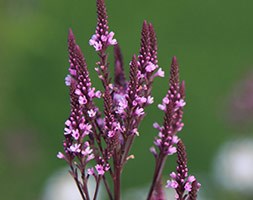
[149,23,158,65]
[68,29,79,79]
[96,0,109,37]
[177,140,187,167]
[180,80,186,99]
[170,56,180,88]
[114,44,126,87]
[162,101,174,139]
[175,140,188,199]
[188,181,198,200]
[138,20,151,71]
[128,55,138,101]
[104,87,113,127]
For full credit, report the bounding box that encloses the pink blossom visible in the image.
[64,127,72,135]
[78,96,87,105]
[68,144,81,153]
[82,146,93,156]
[65,75,72,86]
[95,164,105,175]
[167,146,177,155]
[166,180,178,189]
[154,138,162,147]
[172,135,179,144]
[175,99,186,108]
[108,130,115,138]
[57,152,65,159]
[88,109,96,118]
[72,129,80,140]
[153,122,161,129]
[145,62,157,72]
[65,119,71,126]
[87,167,94,175]
[107,31,117,45]
[158,104,166,111]
[184,182,192,192]
[87,154,95,162]
[69,68,77,76]
[162,96,170,104]
[135,107,144,116]
[187,175,196,183]
[95,90,101,98]
[147,96,154,104]
[154,68,165,77]
[170,172,177,179]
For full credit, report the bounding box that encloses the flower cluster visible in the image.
[89,0,117,51]
[152,56,186,156]
[58,0,200,200]
[166,140,201,200]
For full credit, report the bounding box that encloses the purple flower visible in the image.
[165,140,200,199]
[135,107,145,116]
[58,1,199,200]
[166,180,178,189]
[57,152,65,159]
[95,164,105,175]
[68,144,81,153]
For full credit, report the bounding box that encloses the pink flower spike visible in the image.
[57,152,65,159]
[95,164,105,175]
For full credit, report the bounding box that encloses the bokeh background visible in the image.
[1,0,253,199]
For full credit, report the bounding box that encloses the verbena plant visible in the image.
[57,0,200,199]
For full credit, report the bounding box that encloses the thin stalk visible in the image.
[113,149,121,200]
[147,153,167,200]
[93,177,101,200]
[70,166,87,200]
[120,135,135,167]
[102,176,113,200]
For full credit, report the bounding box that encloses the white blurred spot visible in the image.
[41,167,104,200]
[213,138,253,195]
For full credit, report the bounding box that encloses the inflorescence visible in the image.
[58,0,200,199]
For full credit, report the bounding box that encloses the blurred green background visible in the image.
[1,0,253,199]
